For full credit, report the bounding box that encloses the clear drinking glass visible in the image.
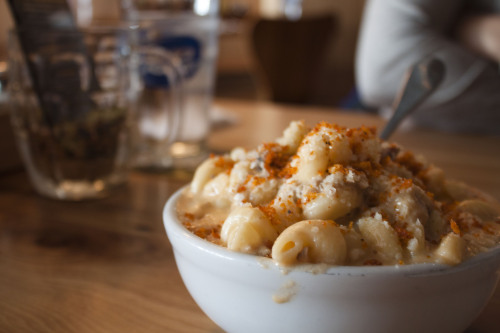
[8,27,182,200]
[122,0,220,170]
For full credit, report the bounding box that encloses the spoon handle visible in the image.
[379,58,446,140]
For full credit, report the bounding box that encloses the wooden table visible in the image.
[1,99,499,333]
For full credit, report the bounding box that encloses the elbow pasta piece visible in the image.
[389,185,433,227]
[276,120,309,153]
[357,215,403,264]
[295,131,330,182]
[302,187,361,221]
[228,161,279,205]
[341,227,369,264]
[272,220,347,266]
[327,133,352,165]
[352,135,380,162]
[443,179,480,201]
[230,147,247,162]
[248,178,279,206]
[435,232,465,265]
[221,206,278,255]
[202,173,231,208]
[191,157,231,194]
[294,126,353,182]
[457,199,500,223]
[462,222,500,254]
[229,161,251,191]
[420,165,446,197]
[271,184,303,231]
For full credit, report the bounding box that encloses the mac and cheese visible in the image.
[177,121,500,266]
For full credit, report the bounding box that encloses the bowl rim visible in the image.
[163,186,500,277]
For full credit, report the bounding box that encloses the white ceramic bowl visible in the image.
[163,188,500,333]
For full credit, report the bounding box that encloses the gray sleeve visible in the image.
[355,0,489,109]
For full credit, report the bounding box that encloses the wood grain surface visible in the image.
[1,99,499,332]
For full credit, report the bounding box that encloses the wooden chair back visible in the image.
[251,15,336,104]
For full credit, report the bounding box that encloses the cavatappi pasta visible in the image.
[177,121,500,266]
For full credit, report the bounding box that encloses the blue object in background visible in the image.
[143,35,201,89]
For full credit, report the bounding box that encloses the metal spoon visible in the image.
[379,58,446,140]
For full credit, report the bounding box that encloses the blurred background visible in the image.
[0,0,366,107]
[214,0,365,108]
[0,0,367,172]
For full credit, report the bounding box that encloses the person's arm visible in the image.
[456,14,500,62]
[356,0,485,109]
